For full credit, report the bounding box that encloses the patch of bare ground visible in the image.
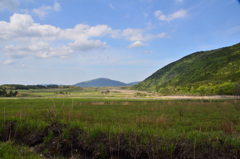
[0,121,239,159]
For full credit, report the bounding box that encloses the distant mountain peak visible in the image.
[73,78,140,87]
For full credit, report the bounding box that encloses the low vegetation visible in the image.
[0,96,239,158]
[0,142,41,159]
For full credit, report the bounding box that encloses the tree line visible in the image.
[0,84,78,90]
[0,88,18,97]
[0,84,57,90]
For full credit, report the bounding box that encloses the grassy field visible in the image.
[15,87,136,98]
[0,88,239,158]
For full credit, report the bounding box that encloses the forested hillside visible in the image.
[133,43,240,95]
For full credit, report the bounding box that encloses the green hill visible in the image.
[133,42,240,95]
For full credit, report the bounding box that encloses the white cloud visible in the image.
[33,6,51,19]
[128,41,147,48]
[88,25,113,37]
[3,41,73,59]
[0,14,60,41]
[0,0,19,11]
[0,14,113,59]
[69,39,106,51]
[60,24,114,40]
[0,13,167,59]
[154,9,187,22]
[33,1,61,19]
[122,28,145,41]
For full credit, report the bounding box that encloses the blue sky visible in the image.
[0,0,240,85]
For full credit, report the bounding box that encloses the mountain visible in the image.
[73,78,138,87]
[132,42,240,95]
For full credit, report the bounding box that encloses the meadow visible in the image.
[0,88,239,158]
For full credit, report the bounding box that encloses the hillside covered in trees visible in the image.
[133,42,240,95]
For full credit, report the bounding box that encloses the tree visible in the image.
[13,91,18,97]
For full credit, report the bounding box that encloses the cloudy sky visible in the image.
[0,0,240,85]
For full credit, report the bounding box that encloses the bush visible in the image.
[216,82,236,95]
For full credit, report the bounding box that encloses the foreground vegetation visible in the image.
[0,97,239,158]
[0,142,41,159]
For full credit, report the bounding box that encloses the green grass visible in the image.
[0,97,239,157]
[0,142,42,159]
[15,87,132,98]
[0,98,239,138]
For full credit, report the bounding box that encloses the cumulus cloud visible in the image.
[0,14,114,59]
[69,39,106,51]
[33,1,61,19]
[0,14,60,41]
[3,42,73,59]
[0,13,167,58]
[128,41,146,48]
[0,0,19,11]
[154,9,187,22]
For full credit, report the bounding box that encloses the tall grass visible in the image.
[0,99,239,139]
[0,142,42,159]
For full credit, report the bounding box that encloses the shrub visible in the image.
[216,82,236,95]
